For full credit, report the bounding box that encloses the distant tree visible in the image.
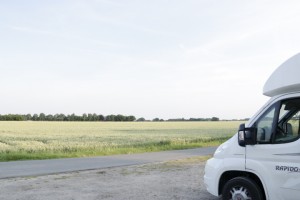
[127,115,136,121]
[87,114,93,121]
[242,118,250,121]
[32,114,39,121]
[114,114,124,121]
[98,115,105,121]
[46,114,54,121]
[16,115,24,121]
[137,117,146,122]
[39,113,46,121]
[25,114,32,121]
[55,114,66,121]
[167,118,185,121]
[92,113,98,121]
[152,118,160,122]
[105,115,115,121]
[82,113,88,121]
[68,113,75,121]
[211,117,219,121]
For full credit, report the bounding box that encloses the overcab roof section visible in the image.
[263,53,300,97]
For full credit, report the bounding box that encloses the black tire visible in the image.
[221,177,263,200]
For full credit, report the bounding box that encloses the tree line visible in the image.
[166,117,220,121]
[136,117,220,122]
[0,114,227,122]
[0,114,136,122]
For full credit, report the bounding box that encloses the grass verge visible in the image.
[0,137,229,162]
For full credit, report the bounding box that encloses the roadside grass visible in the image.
[0,121,242,161]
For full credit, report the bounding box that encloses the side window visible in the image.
[254,98,300,144]
[256,106,276,143]
[275,99,300,143]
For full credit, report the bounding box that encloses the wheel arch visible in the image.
[218,170,267,200]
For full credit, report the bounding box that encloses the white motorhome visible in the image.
[204,53,300,200]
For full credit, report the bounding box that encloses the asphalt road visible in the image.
[0,150,219,200]
[0,146,217,179]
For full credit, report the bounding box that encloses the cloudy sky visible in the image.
[1,0,300,120]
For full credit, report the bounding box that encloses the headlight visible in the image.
[214,141,229,158]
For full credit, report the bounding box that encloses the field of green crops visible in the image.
[0,121,243,161]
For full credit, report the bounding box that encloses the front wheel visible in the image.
[222,177,263,200]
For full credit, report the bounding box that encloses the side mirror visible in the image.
[238,123,257,147]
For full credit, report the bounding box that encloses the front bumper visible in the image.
[204,157,223,197]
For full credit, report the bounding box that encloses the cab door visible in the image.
[246,98,300,200]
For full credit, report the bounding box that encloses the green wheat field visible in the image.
[0,121,243,161]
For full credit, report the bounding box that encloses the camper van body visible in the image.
[204,53,300,200]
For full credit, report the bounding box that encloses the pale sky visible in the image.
[1,0,300,120]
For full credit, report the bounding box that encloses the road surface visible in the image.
[0,146,217,179]
[0,150,219,200]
